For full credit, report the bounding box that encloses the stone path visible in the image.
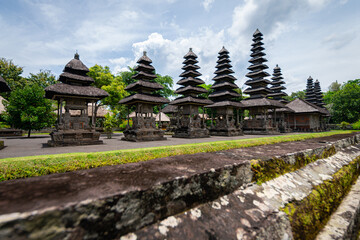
[0,132,298,159]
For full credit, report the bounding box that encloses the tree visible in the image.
[329,80,360,123]
[328,80,341,92]
[88,64,128,118]
[284,90,305,101]
[0,58,26,98]
[154,74,175,98]
[3,85,56,137]
[26,70,56,89]
[119,67,137,85]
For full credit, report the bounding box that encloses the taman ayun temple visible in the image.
[206,47,243,136]
[170,48,212,138]
[119,52,169,142]
[45,53,109,147]
[241,29,285,134]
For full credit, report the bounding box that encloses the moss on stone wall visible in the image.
[281,156,360,240]
[251,145,336,184]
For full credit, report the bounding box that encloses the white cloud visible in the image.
[202,0,215,11]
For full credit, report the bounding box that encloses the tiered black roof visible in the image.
[305,76,317,104]
[0,76,10,92]
[119,52,169,105]
[45,53,109,100]
[268,65,288,103]
[171,48,212,106]
[207,47,243,108]
[243,29,271,99]
[314,79,325,108]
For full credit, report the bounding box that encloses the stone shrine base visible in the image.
[122,128,167,142]
[47,130,103,147]
[243,129,280,135]
[173,127,210,138]
[210,127,243,136]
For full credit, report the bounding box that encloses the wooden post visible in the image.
[91,101,95,129]
[159,105,162,129]
[59,99,63,125]
[211,112,214,128]
[202,107,205,128]
[127,107,130,127]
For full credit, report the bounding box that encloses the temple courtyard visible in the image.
[0,132,305,159]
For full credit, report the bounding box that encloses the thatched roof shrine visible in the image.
[171,48,212,107]
[207,47,243,108]
[119,51,169,106]
[268,65,288,103]
[286,98,329,116]
[243,29,272,99]
[45,53,108,100]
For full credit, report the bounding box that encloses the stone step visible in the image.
[123,143,360,240]
[316,175,360,240]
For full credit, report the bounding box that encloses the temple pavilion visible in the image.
[285,77,329,131]
[241,29,285,134]
[45,53,109,146]
[170,48,212,138]
[119,51,169,141]
[206,47,243,136]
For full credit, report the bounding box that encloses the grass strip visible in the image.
[0,131,355,182]
[281,156,360,240]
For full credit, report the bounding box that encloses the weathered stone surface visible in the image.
[0,133,359,239]
[127,143,360,239]
[316,175,360,240]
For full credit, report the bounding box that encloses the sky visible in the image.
[0,0,359,94]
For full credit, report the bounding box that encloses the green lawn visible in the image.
[0,130,356,182]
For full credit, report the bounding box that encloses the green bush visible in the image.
[338,121,350,129]
[119,119,132,130]
[352,120,360,130]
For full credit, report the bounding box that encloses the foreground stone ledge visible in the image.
[125,144,360,239]
[316,175,360,240]
[0,133,359,239]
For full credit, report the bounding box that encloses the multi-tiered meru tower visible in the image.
[268,65,288,103]
[206,47,243,136]
[314,80,325,108]
[119,52,170,141]
[241,29,285,134]
[305,76,317,104]
[170,48,212,138]
[268,65,292,132]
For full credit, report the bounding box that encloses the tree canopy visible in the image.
[3,84,56,137]
[324,79,360,123]
[284,90,305,102]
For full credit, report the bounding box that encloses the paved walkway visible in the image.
[0,132,302,159]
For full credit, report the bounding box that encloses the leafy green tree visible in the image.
[0,58,26,98]
[119,67,137,85]
[199,83,213,99]
[26,70,56,88]
[329,80,360,123]
[154,74,175,98]
[329,80,341,92]
[284,90,305,101]
[88,65,128,118]
[3,85,56,137]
